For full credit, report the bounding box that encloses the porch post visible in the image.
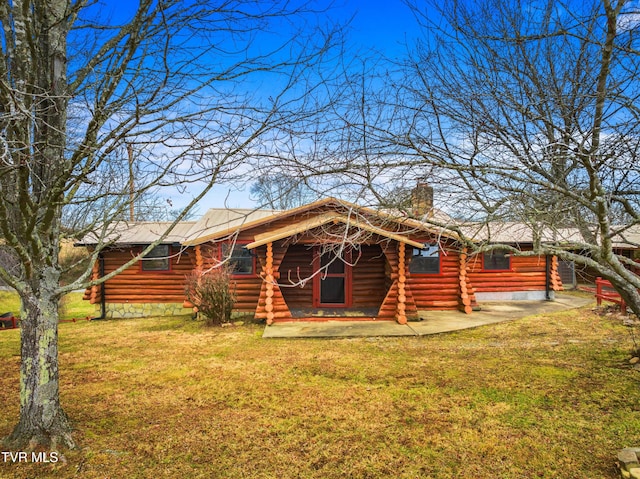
[195,244,203,273]
[265,242,275,325]
[458,247,473,314]
[254,242,292,324]
[89,260,99,304]
[549,255,562,291]
[396,242,408,324]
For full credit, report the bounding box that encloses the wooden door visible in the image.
[313,247,352,307]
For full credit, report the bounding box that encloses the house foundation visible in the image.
[99,302,191,319]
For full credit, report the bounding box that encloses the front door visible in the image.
[313,247,352,307]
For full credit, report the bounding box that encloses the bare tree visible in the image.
[250,173,318,209]
[0,0,343,449]
[328,0,640,315]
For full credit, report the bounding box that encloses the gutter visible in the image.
[545,254,552,300]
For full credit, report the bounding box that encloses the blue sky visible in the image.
[343,0,418,57]
[94,0,422,213]
[214,1,418,209]
[198,0,420,211]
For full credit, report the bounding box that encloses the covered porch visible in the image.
[245,212,425,325]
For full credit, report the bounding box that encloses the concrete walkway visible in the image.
[262,294,593,338]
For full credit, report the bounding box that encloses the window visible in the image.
[483,249,511,271]
[409,244,440,274]
[222,243,254,275]
[141,244,170,271]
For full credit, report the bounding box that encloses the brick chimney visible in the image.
[411,182,434,218]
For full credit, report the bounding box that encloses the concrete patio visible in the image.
[262,294,593,338]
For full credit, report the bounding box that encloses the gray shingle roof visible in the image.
[78,201,640,250]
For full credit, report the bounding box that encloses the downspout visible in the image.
[545,254,551,301]
[91,254,107,320]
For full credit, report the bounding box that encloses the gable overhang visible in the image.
[182,196,461,247]
[244,212,426,250]
[182,198,357,246]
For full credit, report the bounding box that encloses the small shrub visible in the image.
[184,266,236,326]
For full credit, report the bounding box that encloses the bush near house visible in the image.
[184,265,237,325]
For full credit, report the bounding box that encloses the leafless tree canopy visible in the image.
[304,0,640,314]
[0,0,344,449]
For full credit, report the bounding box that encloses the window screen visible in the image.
[222,243,254,274]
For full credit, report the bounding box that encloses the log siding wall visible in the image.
[83,206,568,317]
[466,251,550,293]
[85,246,194,304]
[198,241,263,312]
[407,245,462,310]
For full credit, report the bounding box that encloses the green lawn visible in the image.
[0,291,95,322]
[0,303,638,478]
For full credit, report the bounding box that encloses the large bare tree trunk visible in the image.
[1,0,74,449]
[6,272,74,449]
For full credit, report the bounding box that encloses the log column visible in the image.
[265,243,275,325]
[378,241,418,323]
[255,242,292,324]
[88,260,100,304]
[377,244,399,320]
[458,247,473,314]
[195,244,203,273]
[396,243,408,324]
[550,255,563,291]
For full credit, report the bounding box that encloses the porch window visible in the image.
[222,243,254,275]
[141,244,171,271]
[409,244,440,274]
[483,249,511,271]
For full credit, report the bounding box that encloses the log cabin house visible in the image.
[80,190,568,323]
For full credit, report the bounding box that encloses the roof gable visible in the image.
[183,197,459,246]
[182,208,280,246]
[245,212,427,249]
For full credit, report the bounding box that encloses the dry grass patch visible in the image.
[1,307,639,478]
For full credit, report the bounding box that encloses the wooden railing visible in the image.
[595,277,627,314]
[0,312,18,329]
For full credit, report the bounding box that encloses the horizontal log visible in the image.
[409,276,459,283]
[411,290,459,297]
[473,281,546,289]
[413,298,459,305]
[425,300,459,307]
[104,296,186,303]
[106,284,184,291]
[474,286,546,292]
[352,274,386,281]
